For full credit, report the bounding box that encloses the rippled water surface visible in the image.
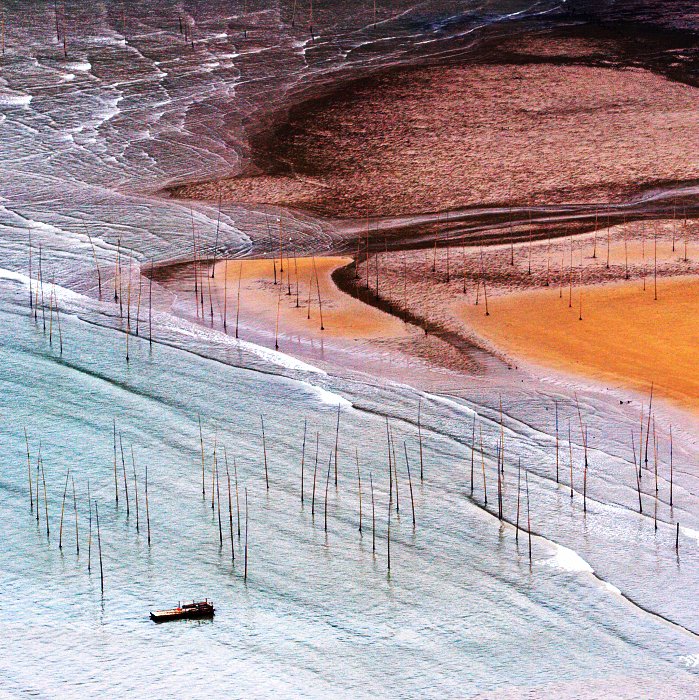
[1,1,698,697]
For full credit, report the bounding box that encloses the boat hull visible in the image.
[150,602,215,623]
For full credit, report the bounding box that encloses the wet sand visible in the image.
[170,39,699,220]
[463,276,699,413]
[339,220,698,408]
[211,256,413,341]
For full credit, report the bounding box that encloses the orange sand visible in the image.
[212,256,412,341]
[463,276,699,412]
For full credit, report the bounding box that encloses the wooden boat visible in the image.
[150,599,215,622]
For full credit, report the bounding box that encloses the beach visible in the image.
[463,276,699,413]
[4,2,699,697]
[211,255,413,341]
[170,35,699,222]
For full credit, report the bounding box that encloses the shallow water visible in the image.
[1,1,698,697]
[2,270,699,697]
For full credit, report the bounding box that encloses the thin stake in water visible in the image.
[132,446,140,533]
[324,453,332,533]
[370,472,376,554]
[300,418,307,504]
[96,501,104,593]
[244,488,249,582]
[72,475,79,555]
[261,415,269,490]
[59,468,70,550]
[404,442,416,528]
[25,427,33,512]
[225,449,234,562]
[356,448,363,533]
[311,432,319,517]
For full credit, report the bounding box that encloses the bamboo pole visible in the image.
[479,426,487,504]
[261,415,269,490]
[244,488,249,582]
[324,452,332,533]
[294,249,300,307]
[575,393,589,476]
[385,418,393,514]
[216,460,223,546]
[496,441,502,519]
[300,419,307,504]
[555,400,559,483]
[72,475,79,554]
[387,455,392,574]
[592,208,598,258]
[525,469,532,563]
[149,260,153,350]
[583,427,588,513]
[644,383,653,471]
[125,260,131,363]
[669,425,673,507]
[480,249,489,316]
[199,415,205,499]
[499,397,505,476]
[28,230,33,310]
[41,461,49,538]
[59,468,70,549]
[212,191,222,278]
[234,457,241,538]
[639,407,644,480]
[207,266,214,323]
[404,442,416,528]
[391,427,399,515]
[313,256,324,330]
[654,425,658,532]
[54,287,63,354]
[568,421,573,499]
[24,427,33,512]
[223,259,228,331]
[39,245,46,332]
[135,272,142,336]
[35,245,44,320]
[568,236,573,308]
[84,225,102,299]
[131,446,140,533]
[418,398,424,481]
[235,262,242,340]
[470,414,476,495]
[334,404,340,488]
[307,264,313,319]
[462,244,467,294]
[225,449,234,562]
[48,284,54,346]
[145,464,151,547]
[654,232,658,301]
[95,500,104,593]
[356,448,363,533]
[119,434,129,516]
[370,472,376,554]
[631,431,642,513]
[87,479,92,571]
[35,449,41,524]
[516,458,521,543]
[211,429,218,509]
[114,238,120,304]
[311,432,319,517]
